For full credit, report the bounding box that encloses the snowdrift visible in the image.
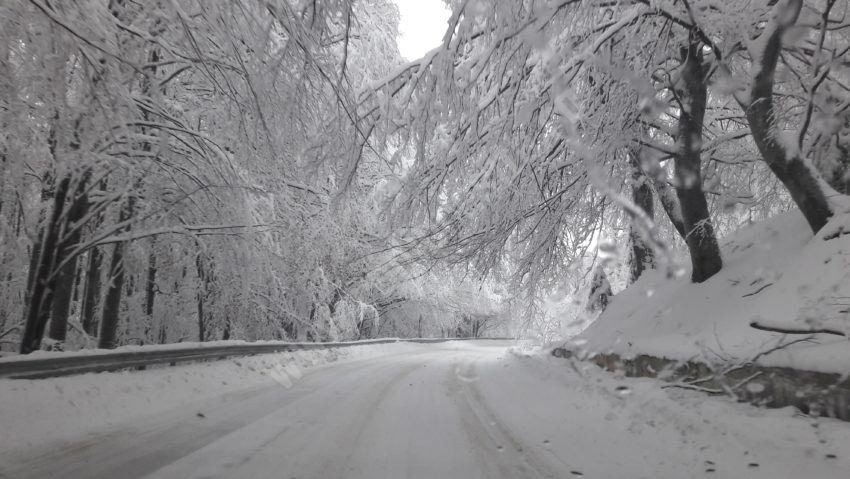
[573,210,850,374]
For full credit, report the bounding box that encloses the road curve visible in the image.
[2,340,849,479]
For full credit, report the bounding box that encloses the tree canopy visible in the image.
[2,0,849,351]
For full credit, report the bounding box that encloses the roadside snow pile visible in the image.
[0,341,422,454]
[512,350,850,478]
[572,209,850,373]
[0,338,413,361]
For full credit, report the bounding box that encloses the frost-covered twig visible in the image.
[661,383,725,395]
[750,322,846,337]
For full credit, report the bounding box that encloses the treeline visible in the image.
[370,0,850,306]
[0,0,511,354]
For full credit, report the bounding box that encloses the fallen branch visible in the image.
[750,321,846,337]
[661,383,724,395]
[0,325,20,340]
[741,282,774,298]
[731,371,763,391]
[750,336,817,363]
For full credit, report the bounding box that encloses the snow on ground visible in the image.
[509,346,850,478]
[2,341,848,478]
[752,213,850,337]
[574,210,850,373]
[0,341,423,454]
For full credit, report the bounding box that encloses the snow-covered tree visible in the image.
[586,265,613,314]
[1,0,463,352]
[370,0,849,299]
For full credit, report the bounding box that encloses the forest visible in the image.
[1,0,848,354]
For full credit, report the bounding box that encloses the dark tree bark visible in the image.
[71,259,83,304]
[48,178,90,343]
[20,176,70,353]
[673,37,722,283]
[197,290,205,342]
[281,316,296,340]
[80,247,103,335]
[22,173,54,343]
[196,253,207,342]
[306,303,316,342]
[586,265,612,314]
[221,317,231,340]
[99,198,133,349]
[650,176,687,239]
[628,161,656,283]
[48,257,78,344]
[743,0,833,233]
[823,151,849,195]
[142,249,157,343]
[144,252,157,318]
[79,177,108,336]
[99,242,126,349]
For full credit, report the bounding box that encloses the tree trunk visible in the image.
[744,0,833,233]
[99,197,134,349]
[99,242,126,349]
[222,316,231,340]
[674,38,722,283]
[586,265,612,314]
[21,174,55,350]
[650,175,687,239]
[144,250,157,343]
[71,259,83,304]
[197,290,205,342]
[47,256,77,343]
[196,254,206,342]
[144,253,156,317]
[48,178,90,343]
[19,176,70,353]
[158,322,167,344]
[80,247,103,335]
[628,165,656,284]
[79,177,108,336]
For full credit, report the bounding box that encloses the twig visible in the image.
[750,336,817,363]
[750,322,846,337]
[662,383,724,395]
[0,326,20,340]
[731,371,763,391]
[742,282,774,298]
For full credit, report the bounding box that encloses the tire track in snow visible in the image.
[449,358,567,479]
[1,349,434,479]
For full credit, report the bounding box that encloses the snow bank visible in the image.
[0,342,423,454]
[509,349,850,478]
[573,210,850,373]
[0,338,411,362]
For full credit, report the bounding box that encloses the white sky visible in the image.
[394,0,451,60]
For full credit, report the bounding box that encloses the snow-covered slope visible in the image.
[573,210,850,373]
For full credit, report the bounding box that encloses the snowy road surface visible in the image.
[2,341,849,478]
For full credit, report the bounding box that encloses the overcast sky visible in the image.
[394,0,451,60]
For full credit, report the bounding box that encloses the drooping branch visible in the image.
[750,321,845,337]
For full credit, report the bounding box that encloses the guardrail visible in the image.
[0,337,512,380]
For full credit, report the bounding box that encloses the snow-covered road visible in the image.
[2,341,849,478]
